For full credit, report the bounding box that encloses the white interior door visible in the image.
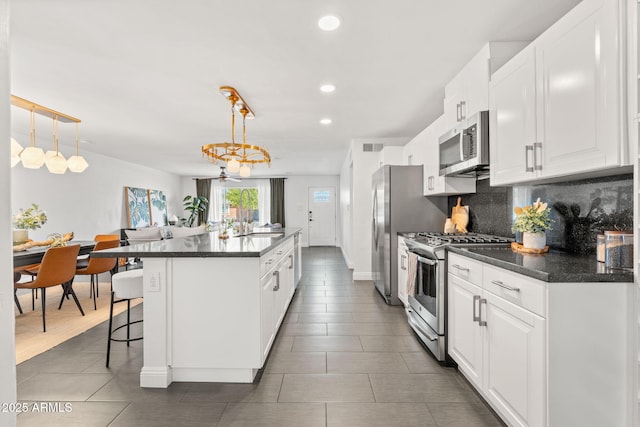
[308,187,336,246]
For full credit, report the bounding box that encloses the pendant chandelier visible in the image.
[201,86,270,177]
[10,95,88,173]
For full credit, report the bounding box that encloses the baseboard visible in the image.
[353,272,373,281]
[340,247,354,269]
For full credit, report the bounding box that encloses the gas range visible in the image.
[402,231,513,259]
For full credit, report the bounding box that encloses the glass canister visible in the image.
[596,234,605,262]
[604,231,633,269]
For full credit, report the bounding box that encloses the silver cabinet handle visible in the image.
[452,264,469,272]
[533,142,542,171]
[525,145,534,172]
[491,280,520,292]
[459,100,466,121]
[456,102,461,122]
[273,270,280,291]
[473,295,480,322]
[288,254,293,269]
[479,298,487,327]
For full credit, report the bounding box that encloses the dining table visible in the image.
[13,240,96,268]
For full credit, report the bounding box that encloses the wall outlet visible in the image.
[148,272,161,292]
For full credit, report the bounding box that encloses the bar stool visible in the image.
[106,269,143,367]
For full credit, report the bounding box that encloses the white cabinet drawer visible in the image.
[260,250,278,277]
[260,238,294,277]
[448,252,483,286]
[483,263,546,317]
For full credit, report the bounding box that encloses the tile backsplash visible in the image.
[446,174,633,254]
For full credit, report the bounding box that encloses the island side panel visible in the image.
[140,258,173,388]
[170,257,261,382]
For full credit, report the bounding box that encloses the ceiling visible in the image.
[9,0,581,178]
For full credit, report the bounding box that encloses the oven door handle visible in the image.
[406,308,438,342]
[412,253,437,266]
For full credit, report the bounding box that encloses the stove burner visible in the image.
[405,231,512,247]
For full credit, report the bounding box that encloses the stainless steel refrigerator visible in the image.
[371,165,447,305]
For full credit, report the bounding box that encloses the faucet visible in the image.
[238,188,252,235]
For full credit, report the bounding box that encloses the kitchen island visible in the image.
[93,228,302,387]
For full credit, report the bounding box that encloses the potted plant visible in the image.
[12,203,47,244]
[512,198,553,249]
[183,195,208,227]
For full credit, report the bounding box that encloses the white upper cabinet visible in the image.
[490,45,538,186]
[490,0,630,186]
[444,42,528,131]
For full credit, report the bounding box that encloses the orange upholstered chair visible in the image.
[14,244,82,332]
[74,239,120,310]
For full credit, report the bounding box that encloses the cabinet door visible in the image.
[260,272,276,362]
[444,76,464,129]
[461,47,490,118]
[447,273,483,388]
[397,240,408,306]
[484,293,545,427]
[536,0,624,177]
[490,45,537,186]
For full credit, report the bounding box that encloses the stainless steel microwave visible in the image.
[438,110,489,177]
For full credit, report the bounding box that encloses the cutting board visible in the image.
[451,197,469,233]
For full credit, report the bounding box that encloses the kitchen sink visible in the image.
[234,232,284,238]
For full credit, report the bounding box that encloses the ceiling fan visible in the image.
[213,166,242,182]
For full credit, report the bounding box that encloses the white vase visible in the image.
[13,229,29,245]
[522,231,546,250]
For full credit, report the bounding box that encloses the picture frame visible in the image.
[125,186,152,228]
[149,189,168,226]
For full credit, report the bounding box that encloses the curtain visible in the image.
[195,178,211,226]
[210,180,224,224]
[270,178,285,227]
[256,179,271,226]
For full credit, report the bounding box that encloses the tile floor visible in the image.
[16,247,503,426]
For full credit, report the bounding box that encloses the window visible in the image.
[221,187,259,222]
[313,190,331,203]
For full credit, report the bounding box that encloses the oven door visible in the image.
[407,252,443,335]
[406,250,446,361]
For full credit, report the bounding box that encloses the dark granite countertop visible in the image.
[447,245,633,283]
[91,228,301,259]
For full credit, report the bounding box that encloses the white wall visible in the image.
[347,141,381,280]
[339,150,353,268]
[1,1,17,424]
[285,175,340,247]
[11,152,183,241]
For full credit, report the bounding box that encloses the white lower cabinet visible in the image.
[397,236,409,306]
[448,254,545,427]
[260,240,295,363]
[447,273,483,389]
[448,251,634,427]
[484,292,545,427]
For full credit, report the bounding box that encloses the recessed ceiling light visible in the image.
[318,15,340,31]
[320,118,332,125]
[320,84,336,93]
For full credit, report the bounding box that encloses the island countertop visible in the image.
[91,227,301,258]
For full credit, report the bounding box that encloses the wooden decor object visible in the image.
[451,197,469,233]
[511,242,550,254]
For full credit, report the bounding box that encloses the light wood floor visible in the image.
[14,280,141,364]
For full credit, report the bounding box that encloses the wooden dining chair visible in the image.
[14,244,82,332]
[73,239,120,310]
